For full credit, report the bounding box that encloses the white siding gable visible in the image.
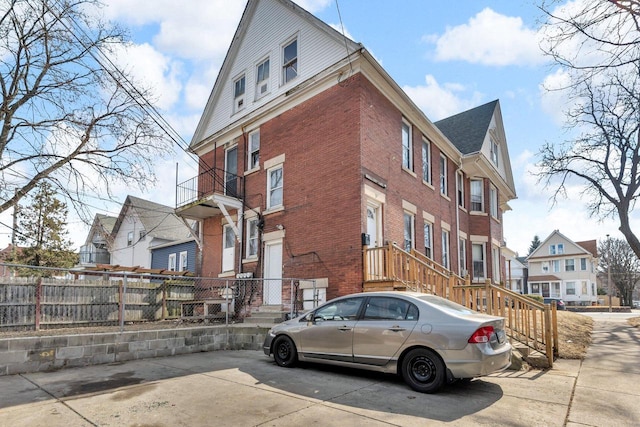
[196,0,356,143]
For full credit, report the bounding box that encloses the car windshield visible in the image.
[417,295,476,315]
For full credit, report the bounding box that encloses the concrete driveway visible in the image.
[0,312,638,426]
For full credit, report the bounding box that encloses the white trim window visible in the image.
[492,246,500,283]
[472,243,485,279]
[402,119,412,171]
[490,185,498,218]
[457,171,465,208]
[168,253,177,271]
[248,129,260,170]
[552,260,561,273]
[403,212,415,252]
[267,164,284,209]
[424,222,432,259]
[246,217,259,258]
[283,38,298,83]
[233,74,245,113]
[542,261,549,273]
[459,238,467,276]
[421,138,431,183]
[470,179,483,212]
[490,138,499,167]
[580,258,587,271]
[441,229,450,269]
[256,57,270,97]
[565,258,575,272]
[440,154,447,195]
[179,251,188,271]
[566,281,576,295]
[127,231,134,246]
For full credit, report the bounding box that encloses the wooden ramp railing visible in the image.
[363,243,558,367]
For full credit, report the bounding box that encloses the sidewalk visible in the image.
[566,315,640,426]
[0,315,637,426]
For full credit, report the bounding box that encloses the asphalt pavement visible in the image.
[0,311,638,426]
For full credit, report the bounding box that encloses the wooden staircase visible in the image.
[363,243,559,368]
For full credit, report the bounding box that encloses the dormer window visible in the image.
[234,74,245,113]
[283,38,297,83]
[256,58,270,97]
[490,138,499,167]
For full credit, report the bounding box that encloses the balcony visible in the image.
[176,167,244,220]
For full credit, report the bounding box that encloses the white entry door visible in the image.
[367,204,380,247]
[263,240,283,305]
[222,225,235,272]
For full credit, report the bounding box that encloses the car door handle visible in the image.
[338,326,352,331]
[388,326,406,332]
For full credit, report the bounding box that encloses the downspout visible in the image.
[455,162,462,277]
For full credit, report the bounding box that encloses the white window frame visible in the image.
[256,57,270,97]
[490,185,498,218]
[267,164,284,210]
[168,253,177,271]
[246,217,259,259]
[542,261,549,273]
[424,222,433,259]
[550,244,557,255]
[492,246,501,283]
[566,281,576,295]
[552,260,561,273]
[440,154,447,195]
[127,231,134,246]
[470,179,483,212]
[472,243,486,279]
[402,119,412,171]
[179,251,188,271]
[421,138,431,184]
[459,238,467,276]
[233,74,245,113]
[403,212,415,252]
[282,37,298,84]
[490,138,499,167]
[565,258,575,272]
[457,171,465,208]
[441,229,450,269]
[248,129,260,171]
[557,243,564,254]
[580,257,587,271]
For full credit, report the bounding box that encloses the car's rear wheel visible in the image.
[401,348,445,393]
[273,335,297,367]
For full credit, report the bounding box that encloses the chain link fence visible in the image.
[0,263,322,332]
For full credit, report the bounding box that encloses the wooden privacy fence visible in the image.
[0,276,197,330]
[363,243,558,367]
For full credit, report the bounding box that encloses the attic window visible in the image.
[256,58,270,97]
[283,38,297,83]
[234,75,245,113]
[490,139,499,167]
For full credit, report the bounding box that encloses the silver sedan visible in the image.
[263,291,512,393]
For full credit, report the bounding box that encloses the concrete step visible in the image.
[513,343,550,368]
[243,311,285,325]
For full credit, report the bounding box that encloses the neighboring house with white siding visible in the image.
[110,196,195,270]
[526,230,598,306]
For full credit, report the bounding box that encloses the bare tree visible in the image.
[0,0,174,221]
[537,1,640,258]
[599,237,640,307]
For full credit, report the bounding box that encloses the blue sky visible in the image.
[2,0,635,255]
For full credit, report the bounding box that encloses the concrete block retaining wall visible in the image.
[0,325,270,376]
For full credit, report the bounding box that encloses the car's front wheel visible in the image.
[401,348,445,393]
[273,335,298,367]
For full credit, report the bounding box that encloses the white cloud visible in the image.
[102,0,245,62]
[403,75,484,121]
[426,8,544,66]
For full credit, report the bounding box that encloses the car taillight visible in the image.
[468,326,495,343]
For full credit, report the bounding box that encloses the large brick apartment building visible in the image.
[176,0,517,302]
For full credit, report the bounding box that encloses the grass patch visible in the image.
[557,311,593,359]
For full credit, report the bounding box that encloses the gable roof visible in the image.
[434,100,498,155]
[527,230,597,260]
[190,0,362,147]
[112,195,192,242]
